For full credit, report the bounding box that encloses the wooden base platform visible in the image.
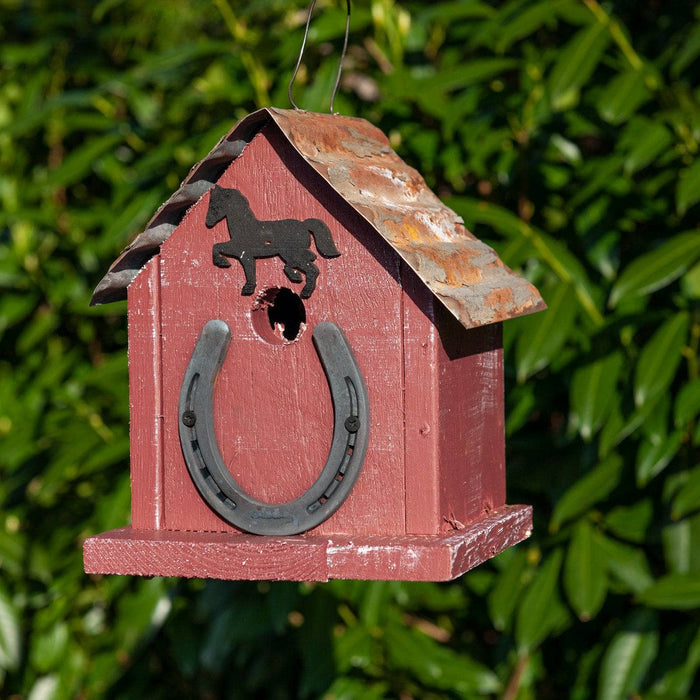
[83,505,532,582]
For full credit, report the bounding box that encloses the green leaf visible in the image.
[425,58,519,92]
[595,532,653,594]
[360,581,390,627]
[30,623,69,673]
[682,260,700,300]
[661,513,700,574]
[487,548,528,631]
[101,189,164,250]
[551,454,623,532]
[0,585,21,672]
[672,465,700,520]
[638,573,700,609]
[564,520,607,621]
[597,609,659,700]
[0,293,38,337]
[598,394,626,456]
[46,134,122,188]
[113,579,171,654]
[448,196,526,238]
[677,159,700,215]
[335,625,375,674]
[548,22,611,110]
[384,622,501,695]
[93,0,128,21]
[609,232,700,308]
[600,392,670,455]
[650,624,700,698]
[495,0,564,51]
[387,59,517,100]
[550,133,582,165]
[597,70,650,124]
[634,313,689,408]
[0,529,27,578]
[672,22,700,76]
[27,675,59,700]
[642,392,670,442]
[322,678,389,700]
[505,383,536,436]
[636,431,683,486]
[515,548,568,652]
[570,352,624,440]
[568,155,625,210]
[515,281,577,382]
[620,118,673,174]
[675,378,700,429]
[604,500,653,544]
[418,1,496,22]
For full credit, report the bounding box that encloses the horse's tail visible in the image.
[306,219,341,258]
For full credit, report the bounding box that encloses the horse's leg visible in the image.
[283,264,303,283]
[212,243,232,268]
[238,252,257,295]
[282,246,320,298]
[300,261,319,299]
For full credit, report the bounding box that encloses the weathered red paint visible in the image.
[128,256,164,530]
[401,265,506,536]
[155,125,406,536]
[85,109,543,582]
[84,504,532,581]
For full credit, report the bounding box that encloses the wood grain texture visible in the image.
[121,118,510,551]
[328,504,531,581]
[128,256,164,529]
[157,123,406,536]
[401,267,440,534]
[84,527,328,581]
[436,310,506,533]
[83,505,531,581]
[401,263,506,535]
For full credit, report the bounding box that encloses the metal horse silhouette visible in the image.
[206,186,340,298]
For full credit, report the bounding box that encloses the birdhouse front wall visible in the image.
[126,121,507,540]
[129,124,407,537]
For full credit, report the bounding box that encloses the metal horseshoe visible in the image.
[178,319,369,536]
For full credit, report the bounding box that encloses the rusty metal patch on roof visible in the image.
[91,107,545,329]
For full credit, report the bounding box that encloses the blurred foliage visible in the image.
[0,0,699,697]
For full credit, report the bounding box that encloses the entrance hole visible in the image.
[251,287,306,343]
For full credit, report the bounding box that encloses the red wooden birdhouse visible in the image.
[83,108,545,582]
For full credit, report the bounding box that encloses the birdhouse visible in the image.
[83,108,545,582]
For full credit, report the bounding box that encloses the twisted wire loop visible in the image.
[288,0,351,113]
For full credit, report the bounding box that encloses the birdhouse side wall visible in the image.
[402,266,506,535]
[127,255,164,529]
[437,311,506,532]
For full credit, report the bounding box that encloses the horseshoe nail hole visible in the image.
[252,287,306,344]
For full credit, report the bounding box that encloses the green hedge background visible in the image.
[1,0,699,697]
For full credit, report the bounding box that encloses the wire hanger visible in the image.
[288,0,351,113]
